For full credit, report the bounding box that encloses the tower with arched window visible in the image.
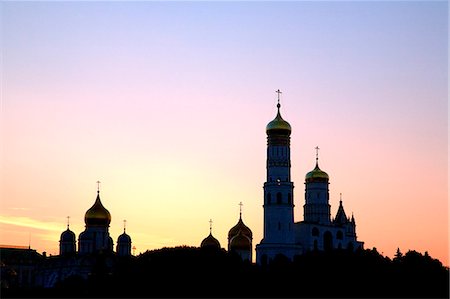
[255,90,302,264]
[256,91,364,265]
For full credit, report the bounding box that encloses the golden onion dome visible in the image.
[228,218,252,240]
[305,162,329,182]
[200,233,221,249]
[229,232,251,250]
[84,191,111,226]
[266,103,291,135]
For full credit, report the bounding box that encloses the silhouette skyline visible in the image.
[1,1,448,267]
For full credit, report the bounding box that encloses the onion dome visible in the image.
[118,232,131,243]
[79,231,89,241]
[228,217,252,240]
[84,191,111,226]
[306,148,329,182]
[200,233,221,249]
[266,102,291,136]
[60,228,76,243]
[229,231,251,250]
[305,162,329,182]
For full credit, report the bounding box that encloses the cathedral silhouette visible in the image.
[255,90,363,264]
[36,90,364,287]
[199,90,364,264]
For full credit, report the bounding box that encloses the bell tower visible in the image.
[256,90,298,264]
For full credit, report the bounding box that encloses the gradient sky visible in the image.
[1,1,448,266]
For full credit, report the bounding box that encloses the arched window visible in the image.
[337,231,343,240]
[312,227,319,236]
[287,193,292,205]
[276,192,282,204]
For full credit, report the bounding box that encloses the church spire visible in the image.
[315,146,320,167]
[239,202,243,220]
[276,89,282,110]
[209,219,213,235]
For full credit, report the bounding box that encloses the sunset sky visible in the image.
[1,1,448,266]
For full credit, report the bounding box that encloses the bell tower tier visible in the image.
[303,147,331,224]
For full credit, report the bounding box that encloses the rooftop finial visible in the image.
[209,219,213,234]
[340,193,343,205]
[315,146,320,165]
[239,202,243,219]
[96,181,101,194]
[275,89,282,110]
[67,216,70,229]
[123,219,127,233]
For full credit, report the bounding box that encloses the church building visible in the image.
[36,183,133,287]
[256,91,364,264]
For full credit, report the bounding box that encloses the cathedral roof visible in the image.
[118,231,131,243]
[84,191,111,226]
[266,103,291,136]
[305,161,329,182]
[229,231,252,250]
[200,233,221,249]
[228,217,252,240]
[60,228,76,242]
[334,199,348,225]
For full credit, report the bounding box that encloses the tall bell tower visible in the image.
[256,90,299,264]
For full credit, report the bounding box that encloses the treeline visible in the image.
[4,246,449,298]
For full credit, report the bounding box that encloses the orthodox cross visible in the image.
[239,202,243,218]
[67,216,70,229]
[209,219,213,234]
[96,181,101,192]
[275,89,282,108]
[315,146,320,162]
[340,193,343,204]
[123,219,127,232]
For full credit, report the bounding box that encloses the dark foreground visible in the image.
[2,247,449,298]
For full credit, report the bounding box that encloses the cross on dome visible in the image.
[96,181,101,193]
[275,89,282,109]
[67,216,70,229]
[209,219,213,234]
[239,202,243,219]
[315,146,320,162]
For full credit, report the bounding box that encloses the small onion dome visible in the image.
[200,233,221,249]
[84,191,111,226]
[266,104,291,136]
[230,232,251,250]
[60,228,76,242]
[79,231,89,241]
[118,232,131,243]
[305,162,329,182]
[228,218,252,240]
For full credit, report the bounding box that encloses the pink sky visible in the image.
[1,2,448,266]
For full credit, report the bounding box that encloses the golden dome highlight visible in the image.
[266,103,292,135]
[230,232,251,250]
[305,162,329,182]
[84,191,111,226]
[228,218,252,240]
